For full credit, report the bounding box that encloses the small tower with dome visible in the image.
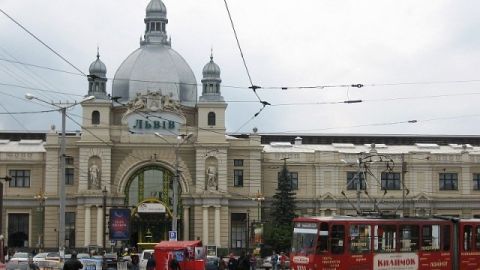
[87,49,108,100]
[197,53,227,143]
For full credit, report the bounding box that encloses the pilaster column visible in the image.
[183,206,190,241]
[84,205,91,246]
[96,206,103,246]
[214,205,221,247]
[202,206,209,245]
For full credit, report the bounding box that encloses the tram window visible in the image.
[399,225,419,252]
[421,225,440,251]
[464,225,473,251]
[330,225,345,254]
[374,225,396,253]
[443,225,450,251]
[476,226,480,250]
[317,223,329,253]
[350,224,371,254]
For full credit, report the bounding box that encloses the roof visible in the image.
[154,240,202,250]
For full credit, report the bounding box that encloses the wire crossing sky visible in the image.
[1,0,480,135]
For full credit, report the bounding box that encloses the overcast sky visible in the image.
[1,0,480,135]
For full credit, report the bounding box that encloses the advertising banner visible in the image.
[109,208,131,240]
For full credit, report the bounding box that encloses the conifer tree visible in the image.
[266,158,297,251]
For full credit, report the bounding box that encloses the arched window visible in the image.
[92,111,100,125]
[208,112,216,126]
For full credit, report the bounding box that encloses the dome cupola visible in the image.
[202,55,221,79]
[200,53,223,102]
[87,50,108,100]
[89,51,107,78]
[112,0,197,106]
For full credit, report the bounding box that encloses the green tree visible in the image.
[266,158,297,252]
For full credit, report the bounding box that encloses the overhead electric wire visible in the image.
[0,82,84,97]
[0,8,87,76]
[0,102,29,131]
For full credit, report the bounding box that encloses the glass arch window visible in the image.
[208,112,216,126]
[125,166,175,207]
[92,111,100,125]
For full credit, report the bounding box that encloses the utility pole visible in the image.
[356,158,362,214]
[401,154,407,217]
[59,107,66,257]
[25,93,94,259]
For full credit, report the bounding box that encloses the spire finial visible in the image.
[96,46,100,59]
[210,47,214,61]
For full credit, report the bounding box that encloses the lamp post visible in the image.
[0,175,12,263]
[154,132,193,237]
[102,186,107,248]
[251,191,265,222]
[34,193,47,252]
[25,94,94,258]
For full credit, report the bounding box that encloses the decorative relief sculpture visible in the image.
[122,91,182,123]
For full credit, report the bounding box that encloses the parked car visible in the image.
[205,256,220,270]
[103,253,118,270]
[9,252,29,263]
[261,256,290,270]
[33,252,49,264]
[77,253,91,259]
[139,249,154,270]
[45,252,60,261]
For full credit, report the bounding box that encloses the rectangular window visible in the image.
[476,226,480,251]
[374,225,396,253]
[65,168,74,185]
[464,225,473,251]
[439,173,458,191]
[277,171,299,190]
[231,213,247,249]
[349,224,371,254]
[399,225,419,252]
[347,172,366,190]
[330,224,345,254]
[9,170,30,188]
[474,174,480,191]
[65,212,76,248]
[234,159,244,167]
[381,172,401,190]
[234,170,243,187]
[421,225,440,251]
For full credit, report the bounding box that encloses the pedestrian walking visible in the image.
[169,256,181,270]
[146,254,156,270]
[271,251,278,270]
[219,258,227,270]
[63,251,83,270]
[227,253,238,270]
[279,252,286,270]
[249,254,256,270]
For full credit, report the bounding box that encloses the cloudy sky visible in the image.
[1,0,480,135]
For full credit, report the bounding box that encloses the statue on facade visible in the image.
[89,163,101,189]
[206,166,217,190]
[122,92,146,123]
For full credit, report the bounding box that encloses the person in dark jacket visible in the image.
[63,251,83,270]
[227,253,238,270]
[169,256,181,270]
[146,255,156,270]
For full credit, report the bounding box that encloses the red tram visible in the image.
[290,216,480,270]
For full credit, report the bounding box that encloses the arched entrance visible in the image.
[124,165,181,246]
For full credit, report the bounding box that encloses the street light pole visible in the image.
[25,93,94,259]
[102,186,107,248]
[154,132,193,238]
[0,176,12,264]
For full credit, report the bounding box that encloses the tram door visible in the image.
[459,222,480,270]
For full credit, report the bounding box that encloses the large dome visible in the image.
[112,0,197,107]
[112,45,197,106]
